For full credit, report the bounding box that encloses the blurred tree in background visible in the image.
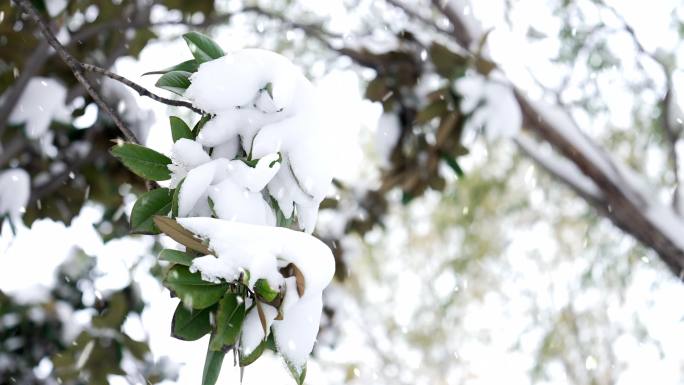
[1,0,684,384]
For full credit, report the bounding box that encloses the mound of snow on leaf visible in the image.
[177,217,335,369]
[185,48,333,233]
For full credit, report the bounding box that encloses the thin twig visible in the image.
[13,0,139,144]
[604,3,682,213]
[81,64,204,114]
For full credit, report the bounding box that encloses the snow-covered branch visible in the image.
[514,135,604,205]
[430,0,684,277]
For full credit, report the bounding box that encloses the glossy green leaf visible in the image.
[171,178,184,218]
[143,59,199,76]
[163,265,227,309]
[130,188,172,234]
[239,338,266,367]
[183,32,225,63]
[209,293,246,352]
[155,70,192,96]
[170,116,193,142]
[193,115,211,137]
[254,279,279,302]
[171,302,212,341]
[159,249,195,266]
[201,343,225,385]
[110,143,172,181]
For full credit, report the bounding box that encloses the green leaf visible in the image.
[201,343,226,385]
[183,32,225,63]
[155,70,192,96]
[193,115,211,137]
[170,116,193,142]
[110,143,172,181]
[239,338,266,367]
[130,188,172,234]
[286,361,307,385]
[254,279,279,302]
[209,293,246,352]
[171,302,212,341]
[122,334,150,360]
[159,249,195,266]
[143,59,199,76]
[264,82,274,99]
[440,152,465,178]
[92,293,128,329]
[429,42,467,79]
[171,179,184,218]
[163,265,227,309]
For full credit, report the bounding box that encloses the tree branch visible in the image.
[514,135,604,206]
[430,0,476,51]
[0,41,51,138]
[430,0,684,277]
[13,0,140,144]
[81,64,204,114]
[385,0,452,36]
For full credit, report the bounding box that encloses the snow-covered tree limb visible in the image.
[428,0,684,277]
[514,136,604,206]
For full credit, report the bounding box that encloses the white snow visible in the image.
[185,48,334,233]
[8,77,70,139]
[0,168,30,222]
[168,138,211,188]
[375,113,401,167]
[45,0,67,17]
[177,217,335,369]
[160,49,337,373]
[271,292,323,368]
[240,301,278,356]
[456,73,521,141]
[101,78,154,142]
[515,136,602,200]
[170,142,281,225]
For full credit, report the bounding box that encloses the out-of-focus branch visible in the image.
[0,41,50,138]
[430,0,475,51]
[603,3,683,214]
[430,0,684,277]
[0,136,28,168]
[384,0,452,36]
[13,0,139,144]
[514,135,604,206]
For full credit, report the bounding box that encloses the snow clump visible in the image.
[165,48,336,373]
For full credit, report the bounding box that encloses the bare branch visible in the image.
[81,64,204,114]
